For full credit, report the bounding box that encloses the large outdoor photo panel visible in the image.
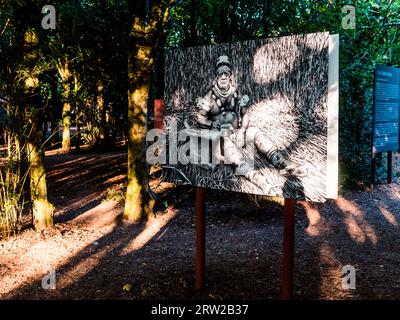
[162,32,339,202]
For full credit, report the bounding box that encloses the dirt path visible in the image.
[1,150,400,299]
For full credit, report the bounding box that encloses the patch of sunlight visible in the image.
[379,206,398,226]
[53,169,91,183]
[335,196,363,217]
[301,202,324,236]
[25,77,39,88]
[336,196,378,244]
[123,207,177,254]
[55,191,102,216]
[53,241,120,291]
[47,157,89,170]
[318,243,355,300]
[104,174,126,184]
[1,224,125,297]
[388,185,400,200]
[344,215,366,243]
[149,180,176,194]
[73,201,120,229]
[1,237,82,296]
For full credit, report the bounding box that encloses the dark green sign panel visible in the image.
[372,65,400,153]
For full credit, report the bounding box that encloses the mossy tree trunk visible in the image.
[26,106,54,230]
[24,36,54,230]
[123,1,172,222]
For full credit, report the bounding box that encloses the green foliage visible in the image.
[103,184,126,204]
[0,110,30,238]
[122,283,132,292]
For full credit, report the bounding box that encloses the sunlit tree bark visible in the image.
[73,72,81,151]
[123,1,172,222]
[97,79,109,150]
[26,106,54,230]
[13,3,55,230]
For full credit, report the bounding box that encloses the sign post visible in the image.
[195,187,206,290]
[371,65,400,187]
[371,153,377,188]
[282,198,296,300]
[388,151,393,184]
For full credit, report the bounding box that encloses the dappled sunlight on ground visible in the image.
[2,151,400,299]
[335,196,378,245]
[335,196,364,217]
[301,201,328,236]
[149,179,176,194]
[379,206,398,226]
[317,243,355,300]
[298,186,400,299]
[121,207,177,254]
[0,198,122,297]
[70,201,120,229]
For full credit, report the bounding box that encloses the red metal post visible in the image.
[282,198,296,300]
[195,187,206,290]
[388,151,392,184]
[154,99,164,130]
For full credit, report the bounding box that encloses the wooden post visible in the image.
[195,187,206,290]
[387,151,392,184]
[282,198,296,300]
[154,99,164,130]
[371,153,376,189]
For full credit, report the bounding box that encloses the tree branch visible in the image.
[0,18,10,38]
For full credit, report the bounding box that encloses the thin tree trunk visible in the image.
[26,108,54,230]
[58,61,72,153]
[97,79,109,150]
[73,72,81,151]
[51,120,58,147]
[124,41,154,221]
[75,102,80,151]
[62,88,71,152]
[123,2,172,222]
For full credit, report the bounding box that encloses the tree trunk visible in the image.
[123,2,172,222]
[58,61,72,153]
[22,29,54,230]
[124,41,154,221]
[62,96,71,153]
[97,79,109,150]
[263,0,272,36]
[11,2,54,230]
[75,101,80,151]
[73,72,80,151]
[26,108,54,230]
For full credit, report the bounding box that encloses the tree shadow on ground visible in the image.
[3,184,400,299]
[44,151,127,223]
[296,184,400,299]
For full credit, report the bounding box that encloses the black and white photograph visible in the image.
[163,32,338,202]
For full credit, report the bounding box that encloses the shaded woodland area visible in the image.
[1,0,400,300]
